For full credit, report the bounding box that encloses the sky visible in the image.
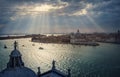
[0,0,120,34]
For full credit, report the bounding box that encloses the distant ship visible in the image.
[32,44,35,46]
[22,45,25,47]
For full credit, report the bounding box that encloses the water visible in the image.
[0,38,120,77]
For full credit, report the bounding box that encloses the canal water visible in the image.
[0,38,120,77]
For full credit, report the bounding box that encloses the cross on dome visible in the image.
[14,41,18,50]
[52,60,56,70]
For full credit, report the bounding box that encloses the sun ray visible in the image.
[86,15,105,32]
[27,15,37,34]
[41,13,46,34]
[53,16,60,33]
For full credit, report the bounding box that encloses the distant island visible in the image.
[0,30,120,46]
[31,30,120,46]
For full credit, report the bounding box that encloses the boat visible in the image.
[4,45,7,49]
[22,45,25,47]
[39,47,44,50]
[32,44,35,46]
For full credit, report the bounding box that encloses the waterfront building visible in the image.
[70,29,81,43]
[0,41,71,77]
[70,29,86,44]
[70,29,99,46]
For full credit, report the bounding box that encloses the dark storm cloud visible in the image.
[89,0,120,30]
[61,0,120,31]
[57,1,86,15]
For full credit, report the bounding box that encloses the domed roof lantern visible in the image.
[7,41,24,68]
[10,41,21,57]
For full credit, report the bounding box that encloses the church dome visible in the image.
[10,49,21,57]
[0,41,37,77]
[0,67,37,77]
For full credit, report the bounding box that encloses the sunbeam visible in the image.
[86,14,105,32]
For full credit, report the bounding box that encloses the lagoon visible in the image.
[0,38,120,77]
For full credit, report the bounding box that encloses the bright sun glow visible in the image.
[16,4,65,15]
[33,4,60,12]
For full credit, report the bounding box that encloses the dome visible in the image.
[0,41,37,77]
[10,49,21,57]
[76,29,80,35]
[0,67,37,77]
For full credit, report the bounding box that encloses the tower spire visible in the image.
[14,41,17,50]
[77,29,79,33]
[37,67,41,77]
[52,60,56,70]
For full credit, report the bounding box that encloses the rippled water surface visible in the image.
[0,38,120,77]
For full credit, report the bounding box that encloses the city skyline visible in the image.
[0,0,120,34]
